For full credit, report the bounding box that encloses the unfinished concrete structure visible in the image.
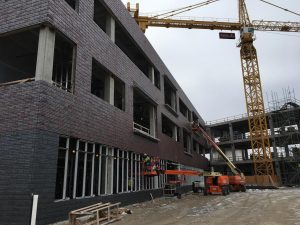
[0,0,209,224]
[208,94,300,185]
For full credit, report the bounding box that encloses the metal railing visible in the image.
[212,152,300,163]
[133,122,150,135]
[0,77,35,87]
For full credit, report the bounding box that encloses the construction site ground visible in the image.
[114,187,300,225]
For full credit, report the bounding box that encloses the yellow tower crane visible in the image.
[127,0,300,177]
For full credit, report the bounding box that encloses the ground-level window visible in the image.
[55,137,148,200]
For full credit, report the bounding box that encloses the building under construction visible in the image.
[208,91,300,186]
[0,0,210,224]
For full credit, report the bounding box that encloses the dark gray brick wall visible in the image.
[0,0,209,224]
[0,129,37,225]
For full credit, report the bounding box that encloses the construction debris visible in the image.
[69,202,121,225]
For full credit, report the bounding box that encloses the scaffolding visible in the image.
[268,88,300,185]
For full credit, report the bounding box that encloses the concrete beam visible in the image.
[35,26,56,83]
[229,123,236,162]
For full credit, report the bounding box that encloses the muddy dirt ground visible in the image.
[114,187,300,225]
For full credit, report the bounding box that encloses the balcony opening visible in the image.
[133,89,157,138]
[179,98,191,121]
[91,59,107,100]
[164,77,177,111]
[162,114,179,141]
[114,77,125,111]
[0,28,39,86]
[154,69,160,89]
[192,112,198,122]
[193,139,200,154]
[52,33,75,92]
[91,59,125,110]
[183,129,191,154]
[115,24,156,83]
[94,0,107,32]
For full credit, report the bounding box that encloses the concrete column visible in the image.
[105,75,114,105]
[285,145,290,158]
[106,15,115,42]
[154,176,159,189]
[106,148,114,195]
[243,149,248,160]
[148,66,155,84]
[149,106,156,137]
[35,26,56,83]
[196,143,200,154]
[269,114,282,183]
[173,126,178,141]
[229,123,236,162]
[269,114,279,158]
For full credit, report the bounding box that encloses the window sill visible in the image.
[165,104,178,117]
[184,151,193,157]
[133,129,160,142]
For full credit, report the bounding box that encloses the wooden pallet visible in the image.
[69,202,121,225]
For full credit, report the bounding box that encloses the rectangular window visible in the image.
[179,99,191,121]
[76,141,86,198]
[94,0,108,32]
[100,146,107,195]
[114,77,125,111]
[93,144,101,196]
[164,77,177,111]
[55,137,145,200]
[183,130,191,154]
[65,0,78,10]
[85,143,94,197]
[133,88,157,138]
[91,59,125,111]
[161,114,179,141]
[55,137,68,200]
[52,34,76,92]
[154,69,160,89]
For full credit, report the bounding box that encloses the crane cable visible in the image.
[152,0,220,19]
[259,0,300,17]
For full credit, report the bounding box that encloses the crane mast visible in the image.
[238,0,274,176]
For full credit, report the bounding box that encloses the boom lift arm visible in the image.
[192,122,243,177]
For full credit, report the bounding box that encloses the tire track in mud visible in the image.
[114,188,300,225]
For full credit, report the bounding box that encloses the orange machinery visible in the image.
[192,122,247,193]
[204,173,230,195]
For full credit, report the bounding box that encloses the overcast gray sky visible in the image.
[121,0,300,122]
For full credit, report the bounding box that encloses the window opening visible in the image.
[0,29,39,85]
